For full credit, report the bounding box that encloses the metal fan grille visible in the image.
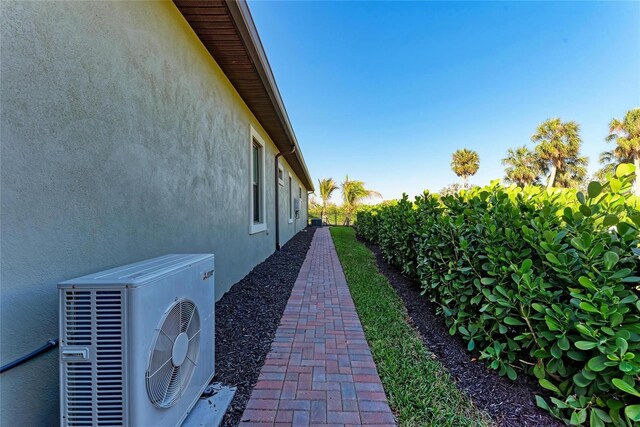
[146,299,201,408]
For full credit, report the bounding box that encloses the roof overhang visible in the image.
[174,0,314,191]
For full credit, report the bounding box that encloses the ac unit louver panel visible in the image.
[62,289,126,426]
[59,254,215,427]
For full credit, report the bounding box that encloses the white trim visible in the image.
[278,163,284,187]
[251,222,267,234]
[287,172,293,224]
[249,126,267,235]
[294,185,302,218]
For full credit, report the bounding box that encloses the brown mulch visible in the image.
[214,227,316,426]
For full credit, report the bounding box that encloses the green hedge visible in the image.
[355,165,640,426]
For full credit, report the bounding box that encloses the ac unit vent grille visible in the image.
[146,299,201,408]
[63,289,125,426]
[65,291,91,346]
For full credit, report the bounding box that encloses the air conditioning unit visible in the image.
[58,254,215,427]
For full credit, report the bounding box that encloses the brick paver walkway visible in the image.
[240,228,396,426]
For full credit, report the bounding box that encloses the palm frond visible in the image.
[451,148,480,183]
[531,118,586,188]
[502,145,540,186]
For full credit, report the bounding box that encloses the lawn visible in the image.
[330,227,492,427]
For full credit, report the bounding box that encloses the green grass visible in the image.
[330,227,493,427]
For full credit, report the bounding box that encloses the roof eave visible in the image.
[226,1,314,192]
[174,0,314,192]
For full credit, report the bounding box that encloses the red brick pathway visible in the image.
[240,228,396,426]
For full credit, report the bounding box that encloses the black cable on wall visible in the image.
[0,339,59,374]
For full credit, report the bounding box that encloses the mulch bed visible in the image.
[214,227,316,426]
[361,239,564,427]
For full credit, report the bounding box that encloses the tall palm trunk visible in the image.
[547,163,558,188]
[462,176,468,189]
[635,154,640,196]
[321,203,326,225]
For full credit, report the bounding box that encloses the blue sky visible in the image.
[249,1,640,201]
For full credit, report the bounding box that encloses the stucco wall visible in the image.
[0,1,309,425]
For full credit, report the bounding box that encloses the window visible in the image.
[252,142,261,223]
[288,174,293,223]
[249,126,266,234]
[296,186,302,219]
[278,164,284,186]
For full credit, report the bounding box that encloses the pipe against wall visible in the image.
[0,339,59,374]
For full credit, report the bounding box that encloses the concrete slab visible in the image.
[183,383,236,427]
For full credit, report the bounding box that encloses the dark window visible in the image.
[288,176,292,219]
[252,142,261,223]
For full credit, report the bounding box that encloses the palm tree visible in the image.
[341,176,381,226]
[553,155,589,189]
[501,146,540,186]
[451,149,480,188]
[317,178,339,224]
[531,118,585,188]
[606,108,640,195]
[594,150,629,182]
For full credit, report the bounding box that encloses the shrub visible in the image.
[356,165,640,426]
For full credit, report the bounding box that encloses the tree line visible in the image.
[312,176,381,225]
[311,108,638,224]
[449,107,639,195]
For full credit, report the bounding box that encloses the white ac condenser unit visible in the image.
[58,254,215,427]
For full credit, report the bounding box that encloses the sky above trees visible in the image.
[249,1,640,201]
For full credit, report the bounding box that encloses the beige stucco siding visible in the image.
[0,1,309,424]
